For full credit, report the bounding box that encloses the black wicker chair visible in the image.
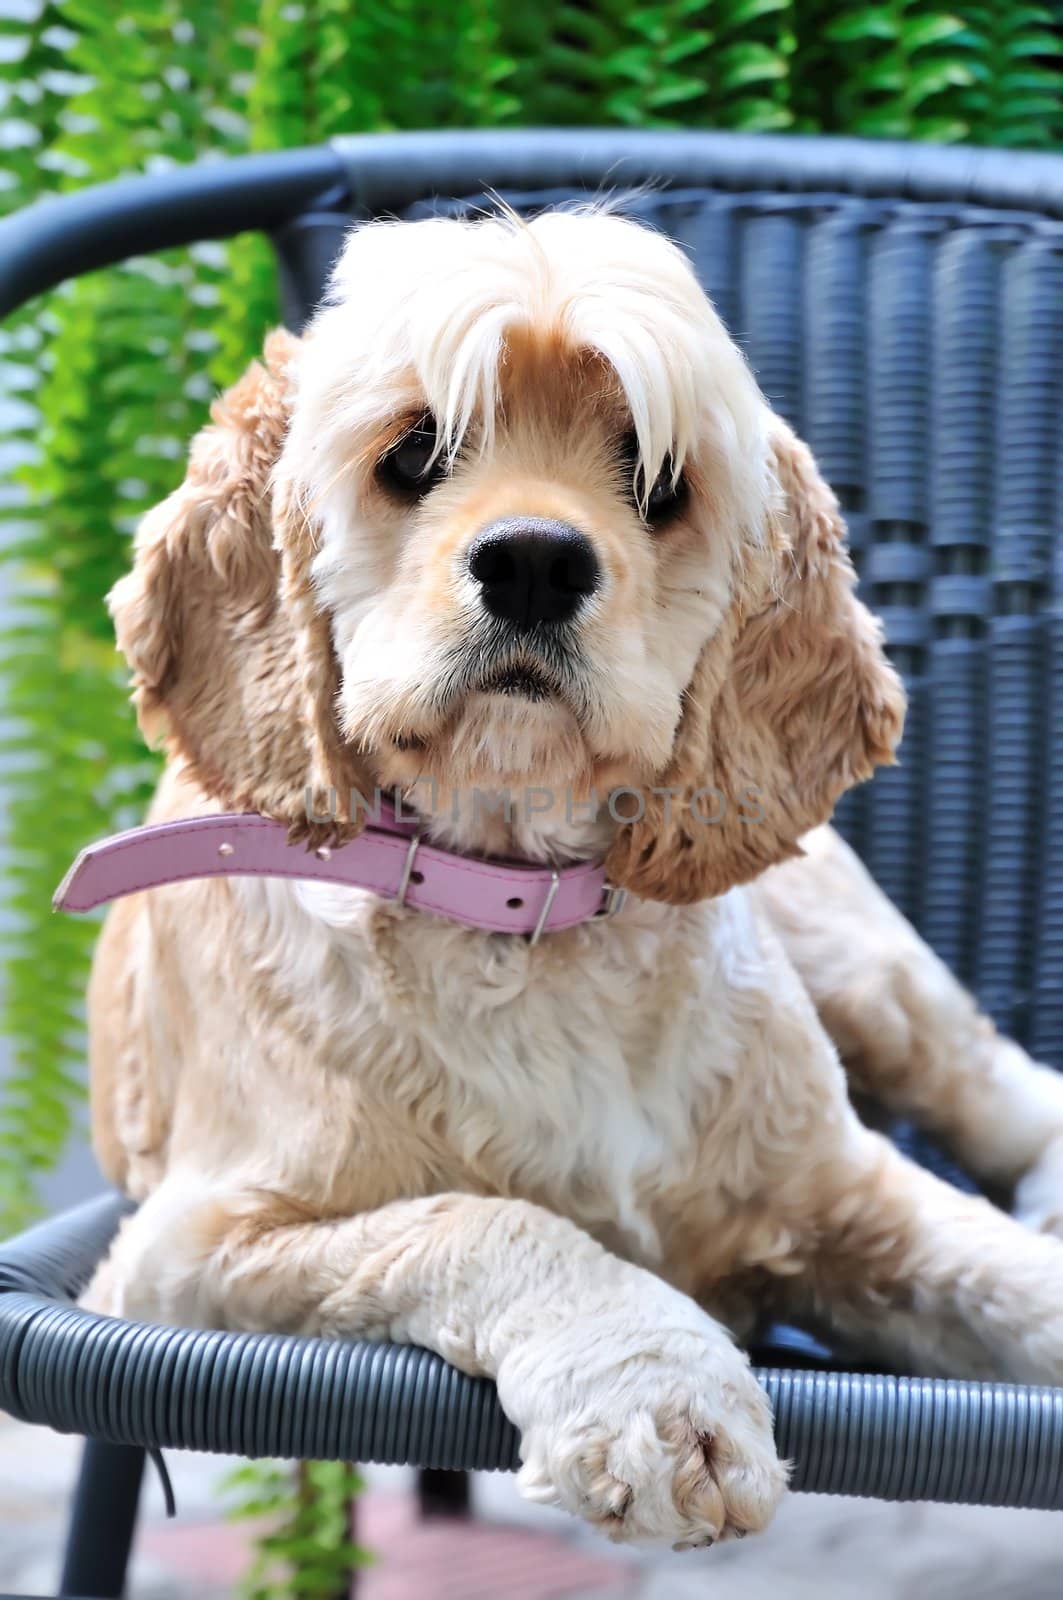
[2,130,1063,1598]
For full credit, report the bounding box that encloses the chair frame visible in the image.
[2,129,1063,1597]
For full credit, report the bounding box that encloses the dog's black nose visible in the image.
[467,518,600,630]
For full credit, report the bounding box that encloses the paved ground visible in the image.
[2,1413,1063,1599]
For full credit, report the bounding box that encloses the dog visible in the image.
[86,208,1063,1549]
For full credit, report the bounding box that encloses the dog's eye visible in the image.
[642,456,687,527]
[621,433,687,528]
[379,416,445,497]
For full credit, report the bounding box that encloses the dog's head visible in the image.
[111,208,904,902]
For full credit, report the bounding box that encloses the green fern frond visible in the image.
[220,1459,372,1599]
[946,4,1062,148]
[0,2,254,1229]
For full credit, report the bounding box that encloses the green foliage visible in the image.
[788,2,1062,141]
[815,4,974,140]
[502,0,797,129]
[0,0,1059,1588]
[221,1460,372,1599]
[0,0,254,1228]
[948,5,1063,147]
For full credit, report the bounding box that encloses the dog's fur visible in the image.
[87,210,1063,1549]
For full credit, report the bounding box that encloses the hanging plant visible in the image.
[0,0,257,1228]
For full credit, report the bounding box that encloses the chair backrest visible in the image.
[6,131,1063,1064]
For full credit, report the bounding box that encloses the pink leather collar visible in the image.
[53,806,626,941]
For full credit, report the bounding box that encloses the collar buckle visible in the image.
[595,881,627,921]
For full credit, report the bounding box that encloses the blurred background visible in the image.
[1,2,1062,1596]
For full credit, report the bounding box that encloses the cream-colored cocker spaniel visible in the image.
[87,208,1063,1549]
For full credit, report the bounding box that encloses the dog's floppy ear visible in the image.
[109,329,365,826]
[606,419,905,903]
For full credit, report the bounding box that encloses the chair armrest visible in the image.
[1,1195,1061,1505]
[0,146,350,319]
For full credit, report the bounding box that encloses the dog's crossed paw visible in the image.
[498,1304,787,1547]
[517,1401,785,1548]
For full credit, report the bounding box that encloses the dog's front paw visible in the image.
[496,1289,786,1547]
[1014,1134,1063,1238]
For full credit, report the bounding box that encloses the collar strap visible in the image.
[53,810,627,941]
